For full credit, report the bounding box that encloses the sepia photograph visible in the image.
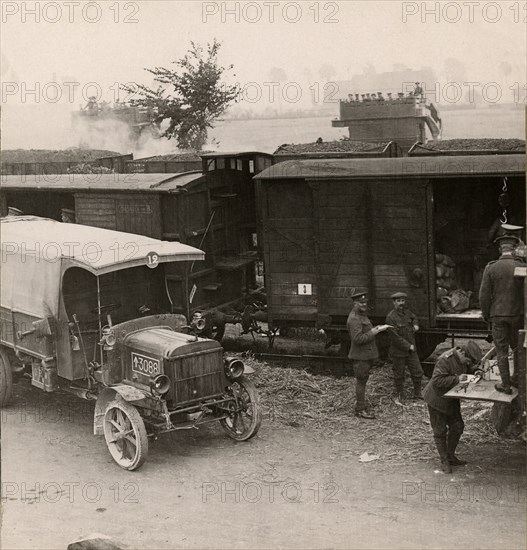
[0,1,526,548]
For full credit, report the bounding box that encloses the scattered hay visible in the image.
[245,353,517,461]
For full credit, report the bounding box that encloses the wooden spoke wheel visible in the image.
[0,348,13,407]
[220,377,262,441]
[103,399,148,470]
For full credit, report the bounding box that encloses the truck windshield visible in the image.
[63,265,168,327]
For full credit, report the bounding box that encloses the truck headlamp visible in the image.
[224,357,244,380]
[101,328,116,350]
[152,374,170,395]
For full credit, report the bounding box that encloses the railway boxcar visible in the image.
[408,138,525,157]
[125,153,203,174]
[0,172,249,321]
[255,154,526,358]
[1,151,133,175]
[2,151,272,321]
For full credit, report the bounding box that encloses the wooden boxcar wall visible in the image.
[258,177,431,328]
[74,193,162,238]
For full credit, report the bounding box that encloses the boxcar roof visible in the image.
[255,154,525,180]
[0,172,203,192]
[274,140,392,155]
[200,151,273,158]
[1,216,205,275]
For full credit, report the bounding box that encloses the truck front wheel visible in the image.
[0,348,13,407]
[103,399,148,471]
[220,377,262,441]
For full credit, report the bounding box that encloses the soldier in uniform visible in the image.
[385,292,424,401]
[479,234,524,394]
[414,82,424,97]
[423,340,483,473]
[347,289,391,419]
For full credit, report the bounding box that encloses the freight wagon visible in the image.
[1,153,133,175]
[125,153,203,174]
[255,153,526,358]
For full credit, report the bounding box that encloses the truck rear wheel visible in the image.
[103,399,148,471]
[0,348,13,407]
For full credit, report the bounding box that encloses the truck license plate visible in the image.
[132,352,161,376]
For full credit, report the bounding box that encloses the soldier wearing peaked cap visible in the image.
[385,291,424,402]
[499,224,526,261]
[479,234,524,394]
[346,289,391,419]
[423,341,483,473]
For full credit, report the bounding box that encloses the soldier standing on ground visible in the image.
[385,292,424,402]
[347,290,391,419]
[423,341,483,473]
[479,234,524,394]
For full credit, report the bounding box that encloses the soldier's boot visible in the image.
[510,350,519,387]
[434,436,452,473]
[393,379,404,403]
[447,431,467,466]
[495,357,512,395]
[412,377,423,400]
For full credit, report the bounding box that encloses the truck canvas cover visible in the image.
[1,216,204,319]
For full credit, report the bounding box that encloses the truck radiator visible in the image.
[165,349,225,405]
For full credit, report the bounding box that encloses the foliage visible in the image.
[123,40,238,151]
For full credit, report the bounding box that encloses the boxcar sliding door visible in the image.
[368,178,431,322]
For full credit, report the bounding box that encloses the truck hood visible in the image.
[124,327,222,359]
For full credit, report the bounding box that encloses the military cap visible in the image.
[494,234,520,245]
[459,340,482,363]
[351,289,368,301]
[501,223,523,233]
[391,292,407,299]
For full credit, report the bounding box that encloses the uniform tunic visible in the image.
[385,307,423,386]
[385,308,417,357]
[479,254,524,320]
[479,253,524,372]
[347,311,378,361]
[423,349,471,415]
[347,310,378,412]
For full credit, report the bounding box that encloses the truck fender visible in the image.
[93,385,150,436]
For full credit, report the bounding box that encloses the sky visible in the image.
[1,0,526,150]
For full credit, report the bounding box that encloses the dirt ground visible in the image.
[1,356,526,550]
